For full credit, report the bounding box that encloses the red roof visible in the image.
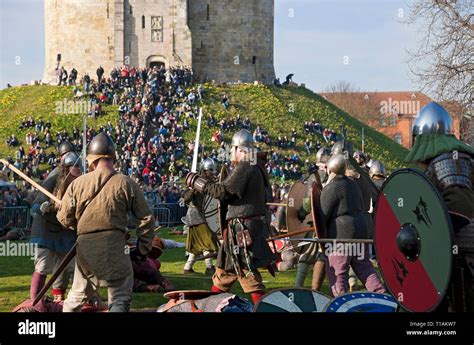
[319,91,432,116]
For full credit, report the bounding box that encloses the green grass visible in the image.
[0,83,408,176]
[0,228,324,312]
[0,85,118,160]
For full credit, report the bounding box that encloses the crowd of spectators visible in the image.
[2,64,350,212]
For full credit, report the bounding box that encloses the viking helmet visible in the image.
[331,140,353,157]
[62,152,83,170]
[412,102,453,137]
[327,154,347,176]
[367,158,376,168]
[369,160,386,178]
[316,147,331,164]
[353,150,366,162]
[231,129,254,149]
[86,132,116,165]
[58,140,75,156]
[200,158,216,172]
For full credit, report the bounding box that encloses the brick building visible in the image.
[320,91,463,148]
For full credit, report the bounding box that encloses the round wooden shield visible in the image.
[164,290,220,300]
[203,196,220,233]
[286,180,317,253]
[374,169,453,312]
[254,288,331,312]
[324,292,398,313]
[311,183,324,240]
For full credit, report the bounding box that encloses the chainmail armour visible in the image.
[203,160,275,271]
[320,175,368,240]
[183,190,207,226]
[204,161,267,219]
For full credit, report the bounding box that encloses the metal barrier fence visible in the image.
[151,207,171,227]
[150,203,187,227]
[0,206,31,230]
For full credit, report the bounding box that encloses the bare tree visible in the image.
[323,81,381,122]
[404,0,473,109]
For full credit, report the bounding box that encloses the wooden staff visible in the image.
[0,159,61,204]
[266,202,286,207]
[267,226,315,241]
[32,243,77,307]
[289,238,374,244]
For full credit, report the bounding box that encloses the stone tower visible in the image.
[43,0,275,84]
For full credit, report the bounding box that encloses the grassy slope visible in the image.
[0,228,320,312]
[0,84,408,174]
[186,84,408,172]
[0,85,117,159]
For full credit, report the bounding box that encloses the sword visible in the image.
[191,108,203,173]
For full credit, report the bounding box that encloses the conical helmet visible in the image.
[412,101,453,137]
[231,129,254,149]
[86,132,116,165]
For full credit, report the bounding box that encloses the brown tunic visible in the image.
[57,168,154,281]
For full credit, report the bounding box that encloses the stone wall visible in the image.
[124,0,192,68]
[43,0,275,84]
[43,0,119,83]
[188,0,275,84]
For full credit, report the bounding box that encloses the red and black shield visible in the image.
[374,169,453,312]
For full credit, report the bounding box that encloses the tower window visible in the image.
[142,15,145,29]
[252,56,257,64]
[129,42,131,54]
[207,4,210,20]
[130,5,132,14]
[106,2,109,18]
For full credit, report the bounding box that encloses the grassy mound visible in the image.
[0,84,408,173]
[188,84,408,171]
[0,85,117,159]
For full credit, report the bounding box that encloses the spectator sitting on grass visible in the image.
[221,94,229,109]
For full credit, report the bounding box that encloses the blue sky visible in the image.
[0,0,421,93]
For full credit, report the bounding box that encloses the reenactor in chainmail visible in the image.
[332,141,374,237]
[29,152,82,302]
[406,102,474,311]
[182,158,220,275]
[332,140,376,290]
[48,140,77,178]
[185,129,275,304]
[353,150,369,174]
[369,160,387,189]
[321,154,386,296]
[295,147,331,290]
